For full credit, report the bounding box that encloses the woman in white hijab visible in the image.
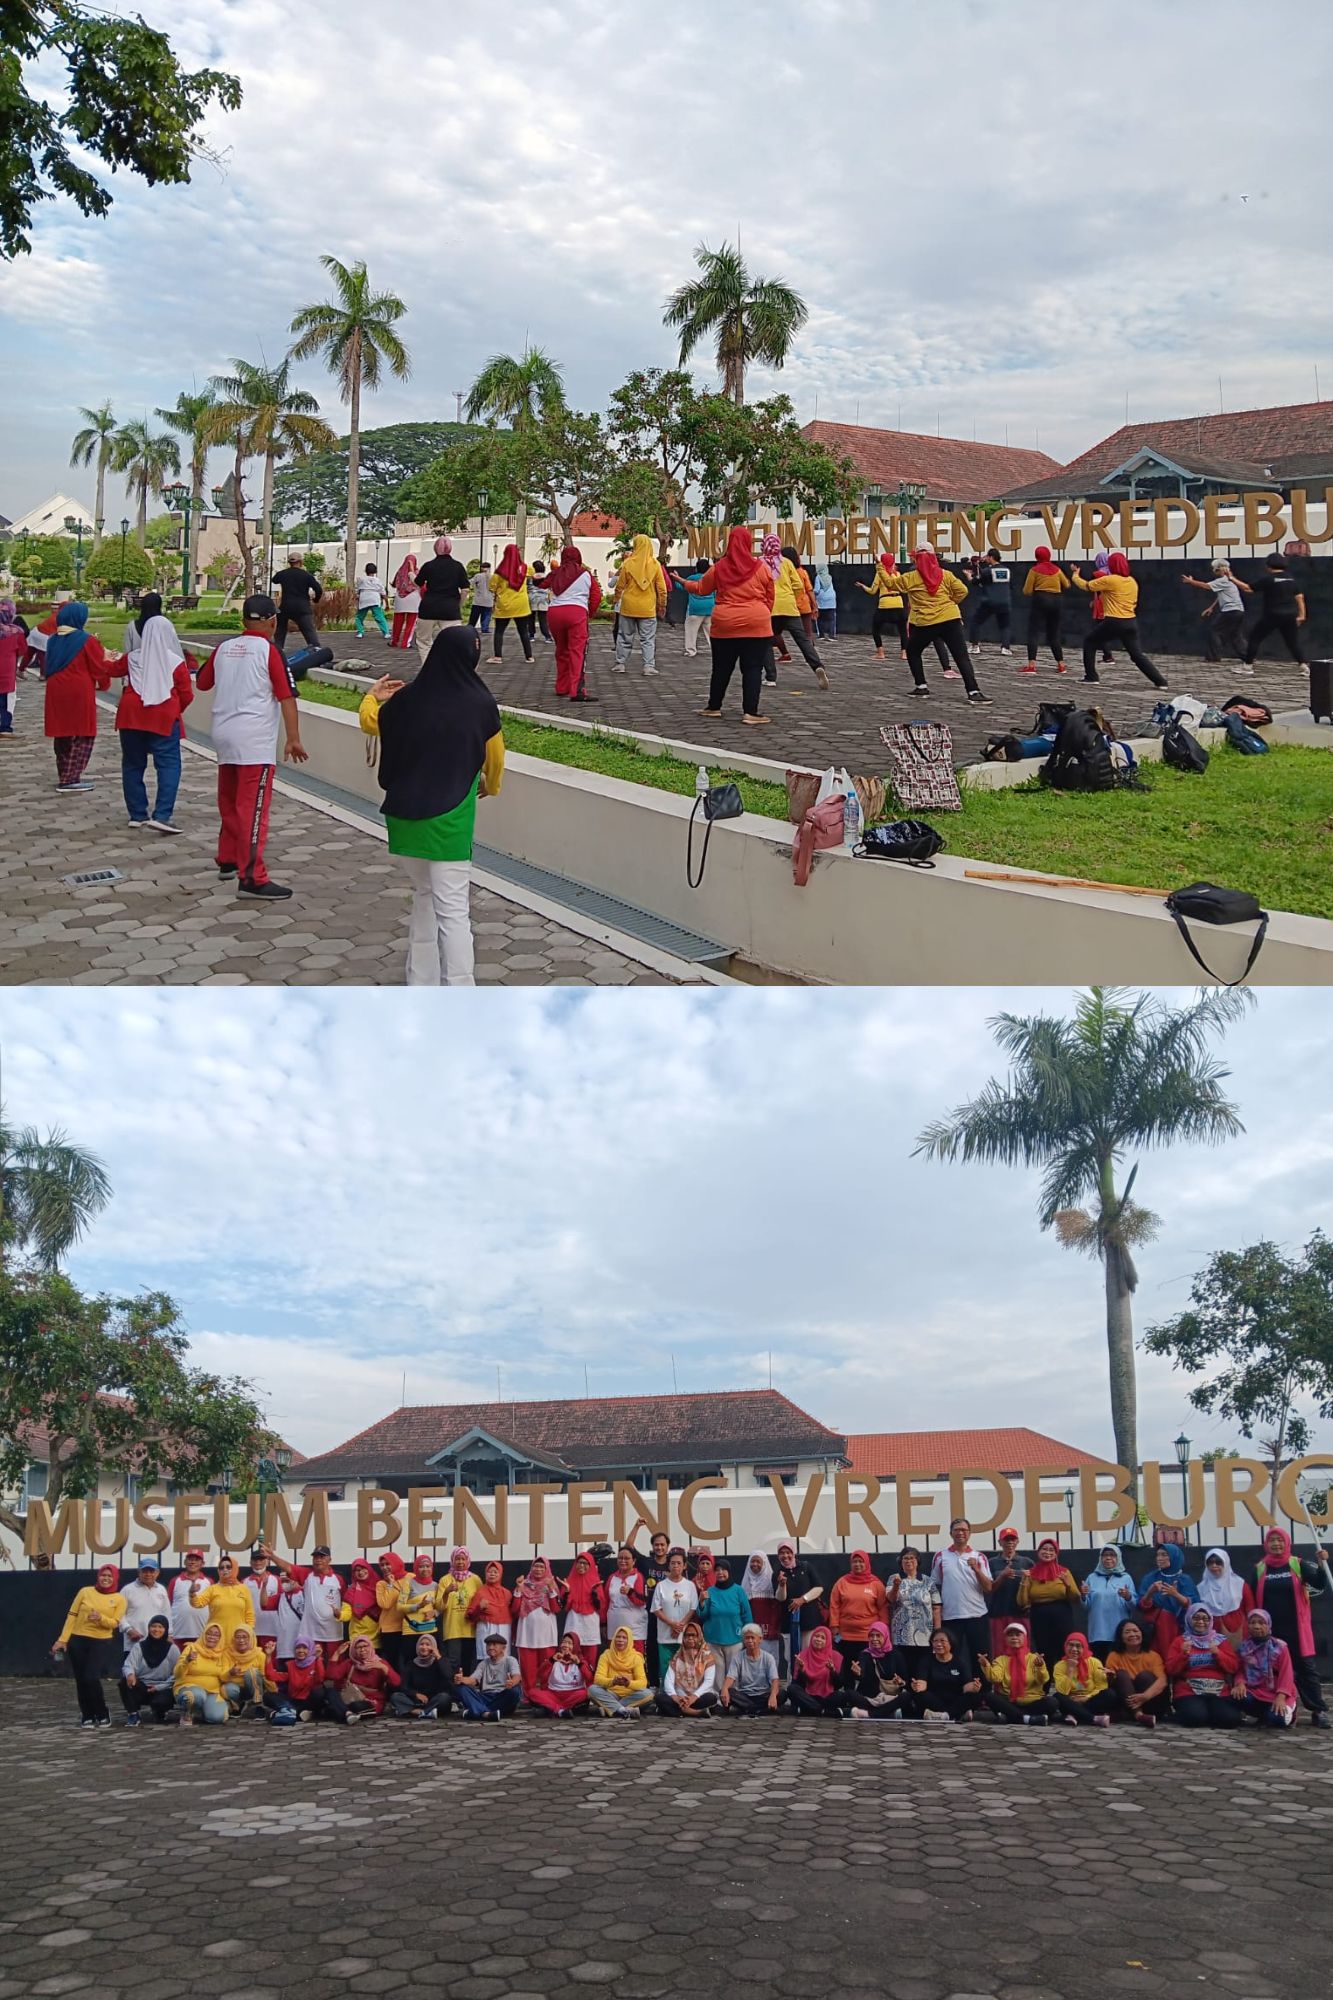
[1197,1546,1253,1643]
[111,593,194,831]
[740,1550,784,1672]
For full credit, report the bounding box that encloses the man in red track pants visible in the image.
[196,595,308,900]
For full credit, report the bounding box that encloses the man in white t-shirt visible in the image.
[354,565,390,640]
[931,1517,993,1671]
[196,595,307,900]
[1183,559,1253,668]
[118,1556,171,1660]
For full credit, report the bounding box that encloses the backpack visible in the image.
[1165,882,1269,986]
[1222,695,1273,726]
[1222,713,1269,755]
[1039,708,1118,792]
[1161,720,1209,773]
[1034,701,1076,737]
[879,721,962,812]
[858,819,944,866]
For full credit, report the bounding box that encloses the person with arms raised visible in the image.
[487,543,534,662]
[270,553,322,654]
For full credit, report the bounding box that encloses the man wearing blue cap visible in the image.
[119,1555,171,1660]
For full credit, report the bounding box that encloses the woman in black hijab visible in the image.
[359,626,505,986]
[120,1614,179,1725]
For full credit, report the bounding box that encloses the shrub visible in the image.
[83,541,154,593]
[314,585,354,628]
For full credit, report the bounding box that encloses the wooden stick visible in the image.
[964,869,1168,898]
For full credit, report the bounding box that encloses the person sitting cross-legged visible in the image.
[1050,1632,1114,1727]
[980,1622,1059,1725]
[720,1622,783,1716]
[905,1627,982,1723]
[589,1626,657,1719]
[656,1620,719,1717]
[529,1633,593,1716]
[387,1634,455,1719]
[455,1633,524,1722]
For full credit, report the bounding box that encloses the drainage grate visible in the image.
[62,868,123,887]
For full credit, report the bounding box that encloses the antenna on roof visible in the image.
[583,1364,590,1396]
[768,1350,773,1388]
[401,1371,406,1408]
[496,1364,502,1406]
[855,399,860,424]
[1317,363,1323,402]
[1218,376,1224,414]
[671,1353,678,1393]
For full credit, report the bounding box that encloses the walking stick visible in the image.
[1294,1492,1333,1601]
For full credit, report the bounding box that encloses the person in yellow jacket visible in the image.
[856,555,909,661]
[486,544,534,664]
[338,1558,382,1644]
[613,535,667,675]
[1050,1633,1113,1727]
[589,1626,656,1718]
[979,1623,1059,1724]
[892,547,990,704]
[189,1553,254,1648]
[375,1552,407,1672]
[52,1563,129,1726]
[437,1546,483,1673]
[1071,552,1167,688]
[1021,546,1072,674]
[223,1625,277,1715]
[174,1621,231,1724]
[768,540,829,688]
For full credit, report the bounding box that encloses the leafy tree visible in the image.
[155,388,217,587]
[465,345,564,551]
[8,533,74,592]
[68,402,117,546]
[0,1267,273,1538]
[693,392,861,521]
[0,1102,110,1274]
[288,256,411,591]
[664,240,809,404]
[1146,1233,1333,1503]
[0,2,241,259]
[512,405,613,539]
[395,431,522,533]
[82,538,153,594]
[272,421,474,539]
[111,418,180,543]
[916,988,1252,1481]
[205,358,335,592]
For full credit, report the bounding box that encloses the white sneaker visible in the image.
[1232,664,1254,676]
[611,664,626,674]
[643,666,659,676]
[1000,647,1013,656]
[148,820,181,835]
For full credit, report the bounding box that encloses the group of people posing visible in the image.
[50,1519,1328,1733]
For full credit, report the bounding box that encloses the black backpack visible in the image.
[858,819,944,866]
[1164,882,1268,986]
[1161,720,1209,773]
[1034,701,1076,737]
[1039,708,1118,792]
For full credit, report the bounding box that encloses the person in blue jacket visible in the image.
[1081,1544,1139,1660]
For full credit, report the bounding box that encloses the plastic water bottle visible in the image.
[695,764,709,800]
[843,783,862,853]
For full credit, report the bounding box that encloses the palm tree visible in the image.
[288,256,411,592]
[663,241,809,404]
[155,389,217,591]
[0,1104,111,1273]
[464,345,564,553]
[915,988,1252,1483]
[69,403,118,548]
[111,420,182,545]
[205,359,335,589]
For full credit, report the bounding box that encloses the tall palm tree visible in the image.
[111,420,182,545]
[155,389,217,591]
[0,1104,111,1273]
[915,988,1252,1484]
[663,241,809,404]
[205,359,335,588]
[69,403,118,548]
[288,256,411,591]
[464,344,564,552]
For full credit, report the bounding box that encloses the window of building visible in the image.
[865,494,884,518]
[22,1462,48,1506]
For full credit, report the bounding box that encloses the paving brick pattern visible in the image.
[1,1680,1330,2000]
[322,622,1315,774]
[0,724,678,987]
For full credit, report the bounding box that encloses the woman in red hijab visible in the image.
[890,549,989,703]
[52,1563,128,1726]
[546,545,603,702]
[1071,553,1167,687]
[488,544,534,664]
[681,525,776,725]
[1021,547,1071,675]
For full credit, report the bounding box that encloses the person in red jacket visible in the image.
[0,597,24,735]
[195,594,307,900]
[42,602,115,790]
[1165,1605,1243,1729]
[1196,1547,1254,1643]
[325,1634,401,1723]
[545,544,604,702]
[271,1637,325,1721]
[107,596,195,832]
[528,1633,592,1715]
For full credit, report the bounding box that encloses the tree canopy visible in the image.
[274,422,480,537]
[663,241,809,403]
[394,431,522,531]
[82,538,153,592]
[1,2,242,258]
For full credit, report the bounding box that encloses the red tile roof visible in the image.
[846,1428,1102,1479]
[802,421,1061,505]
[568,511,625,538]
[996,400,1333,502]
[296,1390,846,1482]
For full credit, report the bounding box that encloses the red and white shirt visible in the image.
[197,634,296,766]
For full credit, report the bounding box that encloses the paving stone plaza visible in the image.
[1,1681,1329,2000]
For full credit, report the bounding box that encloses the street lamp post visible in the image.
[63,515,86,593]
[16,527,29,592]
[477,488,489,569]
[119,518,130,603]
[1064,1487,1076,1547]
[1174,1432,1192,1542]
[163,483,191,597]
[893,480,927,560]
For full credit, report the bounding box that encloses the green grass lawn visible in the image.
[294,676,1333,918]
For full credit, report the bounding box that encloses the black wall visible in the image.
[6,1548,1328,1680]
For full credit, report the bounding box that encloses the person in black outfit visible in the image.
[271,555,323,653]
[387,1635,455,1718]
[845,1625,909,1719]
[1244,554,1307,664]
[629,1526,673,1684]
[775,1539,825,1669]
[1255,1527,1330,1725]
[968,551,1014,654]
[413,536,472,659]
[907,1629,981,1722]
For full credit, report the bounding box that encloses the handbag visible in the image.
[1164,882,1268,986]
[1161,720,1209,773]
[786,768,885,825]
[858,819,944,866]
[686,781,743,889]
[791,795,847,887]
[879,721,962,812]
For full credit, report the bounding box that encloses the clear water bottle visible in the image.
[696,764,709,800]
[843,782,862,853]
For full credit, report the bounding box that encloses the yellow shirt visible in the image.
[376,1579,405,1635]
[772,559,802,620]
[595,1644,649,1695]
[1074,570,1139,620]
[358,694,505,800]
[981,1652,1050,1703]
[1023,567,1070,595]
[190,1581,255,1647]
[865,569,906,609]
[1051,1657,1110,1701]
[491,576,531,619]
[895,567,968,627]
[57,1587,128,1646]
[438,1573,482,1641]
[339,1604,381,1641]
[173,1642,229,1697]
[399,1575,440,1633]
[224,1644,276,1691]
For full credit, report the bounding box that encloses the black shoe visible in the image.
[912,685,933,698]
[1082,674,1101,684]
[967,690,993,705]
[238,878,293,900]
[218,863,238,879]
[1313,1710,1330,1729]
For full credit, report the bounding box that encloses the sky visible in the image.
[6,0,1333,521]
[3,986,1329,1462]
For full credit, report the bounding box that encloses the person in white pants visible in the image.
[358,628,505,987]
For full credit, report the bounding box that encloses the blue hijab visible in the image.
[1139,1541,1198,1607]
[44,602,92,679]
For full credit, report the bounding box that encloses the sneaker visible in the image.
[1055,664,1068,675]
[942,668,960,681]
[147,820,181,836]
[124,1713,141,1728]
[968,691,994,705]
[1093,1714,1111,1728]
[218,863,238,880]
[815,667,830,690]
[57,781,94,792]
[1082,673,1101,684]
[642,666,659,676]
[238,879,293,900]
[80,1718,97,1730]
[611,664,626,674]
[1000,647,1013,656]
[343,1711,359,1725]
[298,1709,314,1723]
[178,1711,194,1727]
[1232,664,1254,676]
[911,686,933,698]
[1020,664,1038,676]
[127,818,149,829]
[96,1717,113,1728]
[1313,1711,1331,1729]
[968,644,981,655]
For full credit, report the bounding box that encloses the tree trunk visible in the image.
[344,335,362,592]
[232,441,253,596]
[93,450,107,549]
[261,449,275,592]
[1104,1243,1139,1487]
[189,448,204,590]
[136,481,148,545]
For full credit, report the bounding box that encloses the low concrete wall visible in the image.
[187,687,1333,985]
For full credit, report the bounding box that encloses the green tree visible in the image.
[9,533,74,592]
[915,988,1252,1481]
[464,345,565,552]
[272,421,473,541]
[0,1103,110,1274]
[82,538,153,595]
[0,2,241,259]
[110,418,181,544]
[0,1268,274,1537]
[693,392,861,521]
[395,431,522,534]
[155,388,217,588]
[1146,1233,1333,1505]
[205,358,335,592]
[288,256,411,592]
[663,240,809,404]
[68,402,117,547]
